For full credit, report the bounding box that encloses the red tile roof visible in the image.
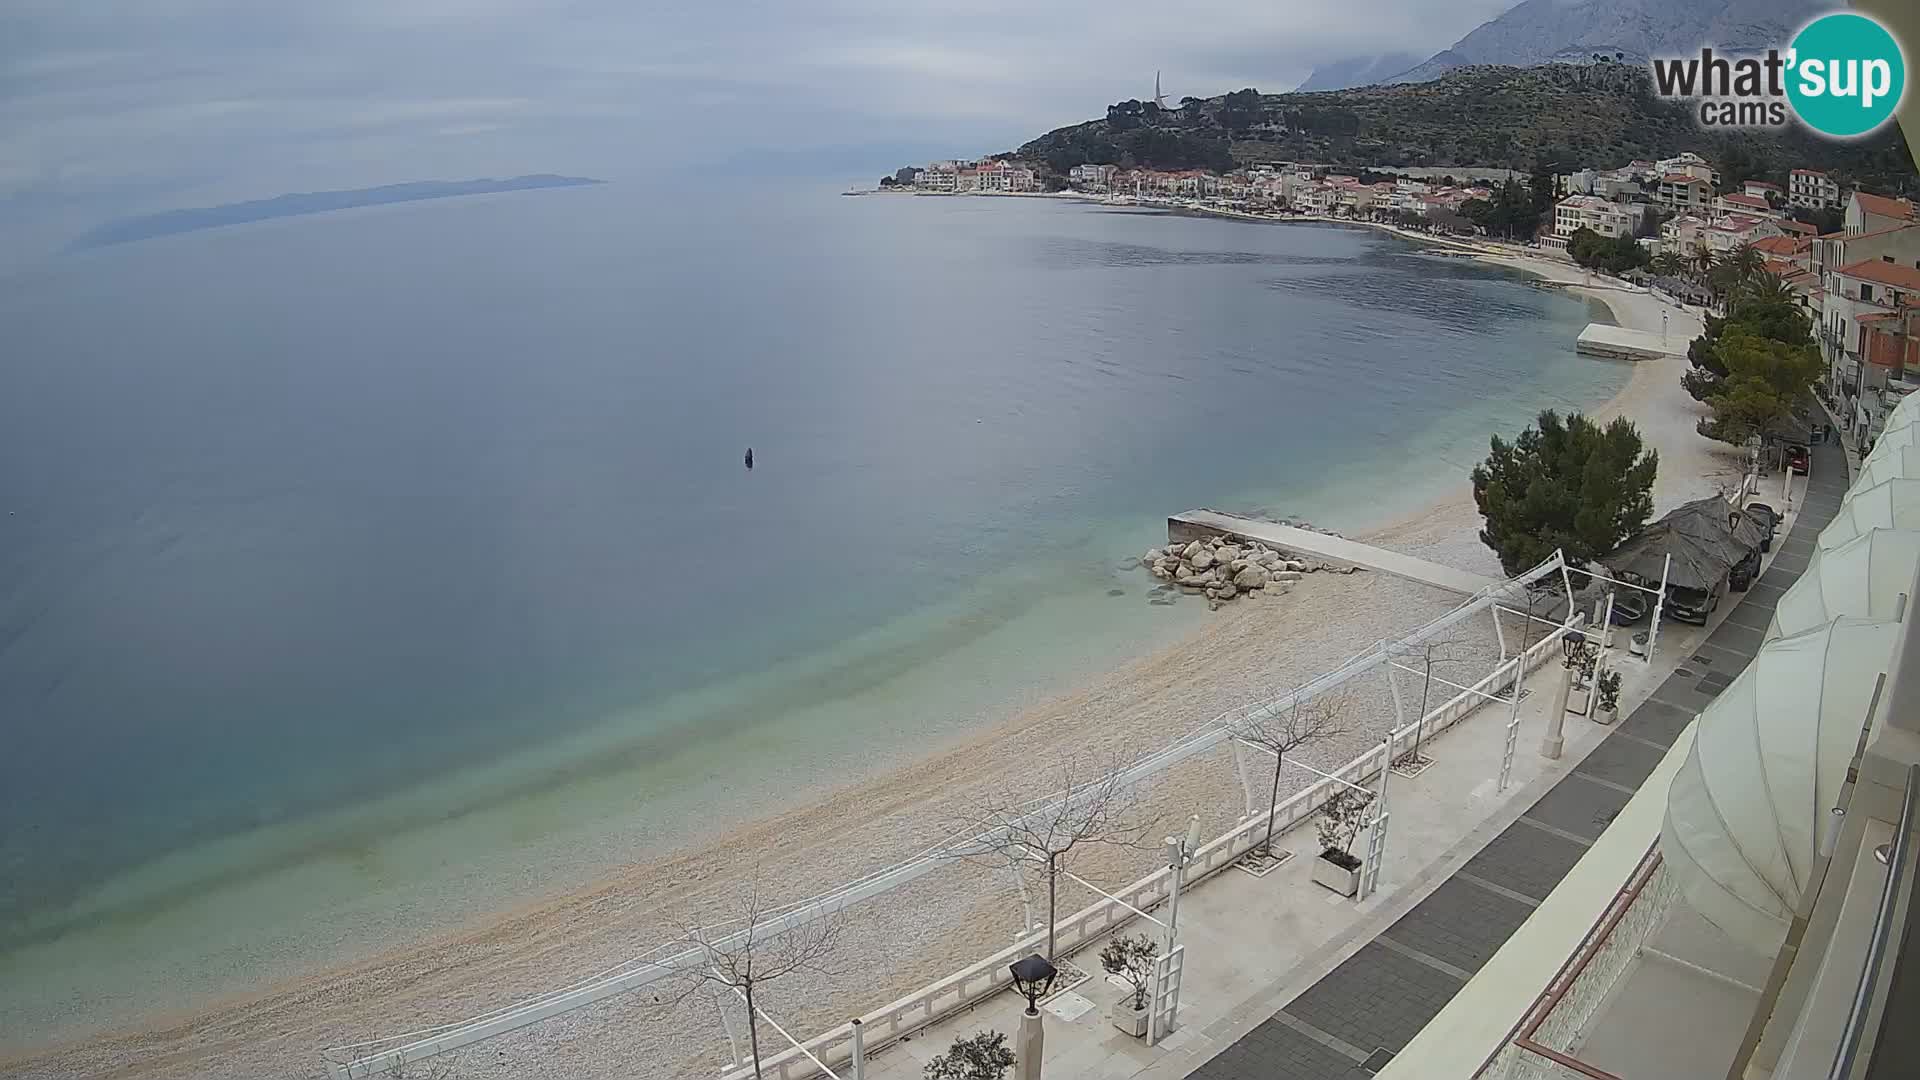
[1836,258,1920,291]
[1719,193,1771,210]
[1662,173,1710,184]
[1855,192,1917,220]
[1744,181,1782,191]
[1777,220,1816,235]
[1791,168,1829,177]
[1752,235,1808,256]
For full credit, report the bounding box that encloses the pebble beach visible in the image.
[0,231,1742,1080]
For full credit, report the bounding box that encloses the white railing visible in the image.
[326,556,1575,1079]
[1478,847,1677,1080]
[725,610,1577,1080]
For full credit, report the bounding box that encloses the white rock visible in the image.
[1216,581,1238,599]
[1228,558,1249,573]
[1193,569,1217,586]
[1283,560,1308,573]
[1174,564,1193,582]
[1181,540,1205,560]
[1218,545,1242,563]
[1190,549,1216,570]
[1273,570,1304,582]
[1150,564,1172,580]
[1234,565,1270,588]
[1141,549,1162,566]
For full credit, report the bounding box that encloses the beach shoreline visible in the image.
[0,207,1738,1080]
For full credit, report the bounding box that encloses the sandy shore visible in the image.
[0,225,1741,1080]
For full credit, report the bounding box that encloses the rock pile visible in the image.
[1139,536,1323,610]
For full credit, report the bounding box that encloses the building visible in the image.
[1848,190,1919,235]
[1860,304,1920,400]
[1714,191,1781,220]
[1551,194,1637,242]
[975,160,1036,193]
[1655,173,1715,212]
[1067,164,1116,191]
[1660,213,1708,254]
[1790,167,1842,209]
[1702,214,1784,254]
[913,162,957,192]
[1655,152,1717,183]
[1740,178,1783,201]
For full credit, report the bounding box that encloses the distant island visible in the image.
[71,174,606,249]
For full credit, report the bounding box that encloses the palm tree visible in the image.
[1690,241,1716,279]
[1739,271,1796,308]
[1651,251,1685,278]
[1725,242,1765,282]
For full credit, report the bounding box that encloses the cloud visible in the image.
[0,0,1514,222]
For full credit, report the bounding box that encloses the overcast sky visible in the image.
[0,0,1514,229]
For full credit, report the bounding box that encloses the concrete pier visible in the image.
[1168,509,1499,595]
[1576,323,1675,362]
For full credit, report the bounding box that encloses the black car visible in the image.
[1729,549,1761,591]
[1744,502,1779,552]
[1608,588,1651,624]
[1667,577,1727,624]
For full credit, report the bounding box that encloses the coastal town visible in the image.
[880,150,1920,463]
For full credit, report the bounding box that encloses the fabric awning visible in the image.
[1819,479,1920,549]
[1661,618,1901,953]
[1768,528,1920,639]
[1605,495,1758,591]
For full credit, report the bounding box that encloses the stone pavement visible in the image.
[1178,441,1850,1080]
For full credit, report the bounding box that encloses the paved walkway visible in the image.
[1168,510,1500,596]
[1179,443,1850,1079]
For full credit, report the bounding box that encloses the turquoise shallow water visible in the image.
[0,188,1624,1034]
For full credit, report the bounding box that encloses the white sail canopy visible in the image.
[1865,413,1920,464]
[1818,479,1920,550]
[1768,528,1920,639]
[1661,618,1900,953]
[1851,445,1920,494]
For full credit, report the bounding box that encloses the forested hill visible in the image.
[1016,65,1914,194]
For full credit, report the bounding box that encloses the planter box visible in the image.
[1311,852,1361,897]
[1110,997,1150,1038]
[1593,705,1618,725]
[1568,686,1592,716]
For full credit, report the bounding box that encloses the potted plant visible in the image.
[1566,645,1598,715]
[1594,669,1622,724]
[925,1030,1016,1080]
[1311,788,1375,897]
[1099,934,1159,1037]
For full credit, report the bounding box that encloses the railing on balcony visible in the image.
[1474,844,1676,1080]
[1831,763,1918,1080]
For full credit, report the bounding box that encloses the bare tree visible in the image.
[670,885,845,1080]
[949,754,1151,963]
[1230,690,1352,858]
[1394,636,1475,766]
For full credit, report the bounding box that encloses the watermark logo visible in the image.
[1649,12,1906,138]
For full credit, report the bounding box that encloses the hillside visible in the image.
[1389,0,1835,84]
[1294,52,1425,92]
[1015,65,1914,193]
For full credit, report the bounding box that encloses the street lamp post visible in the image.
[1009,954,1058,1080]
[1163,815,1204,953]
[1543,630,1588,760]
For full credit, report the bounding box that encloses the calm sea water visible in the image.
[0,186,1621,1031]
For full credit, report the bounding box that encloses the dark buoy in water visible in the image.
[744,447,754,470]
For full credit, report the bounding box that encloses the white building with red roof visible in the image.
[1789,168,1840,210]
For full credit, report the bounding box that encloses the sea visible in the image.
[0,185,1624,1042]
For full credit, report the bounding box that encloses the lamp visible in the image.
[1009,953,1057,1013]
[1562,629,1589,662]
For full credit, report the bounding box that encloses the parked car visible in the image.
[1667,576,1727,624]
[1608,588,1650,624]
[1786,445,1809,475]
[1744,502,1779,552]
[1728,549,1761,591]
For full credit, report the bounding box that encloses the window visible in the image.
[1862,283,1876,302]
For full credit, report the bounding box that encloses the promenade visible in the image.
[845,449,1841,1080]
